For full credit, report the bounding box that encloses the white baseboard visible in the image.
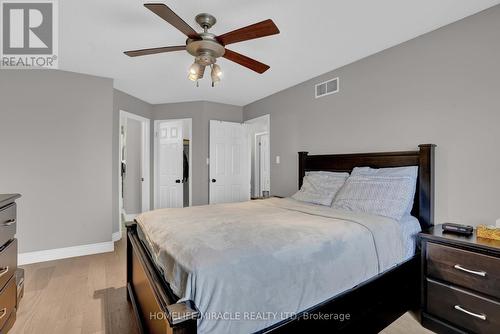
[19,241,114,265]
[112,231,122,242]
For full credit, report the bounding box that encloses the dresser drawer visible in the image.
[0,204,16,247]
[427,279,500,334]
[0,240,17,292]
[0,277,16,331]
[427,242,500,299]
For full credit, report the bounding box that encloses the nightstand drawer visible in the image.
[427,242,500,299]
[427,279,500,334]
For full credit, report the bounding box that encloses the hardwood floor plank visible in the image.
[382,313,434,334]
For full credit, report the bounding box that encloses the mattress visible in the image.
[399,214,422,259]
[136,198,419,334]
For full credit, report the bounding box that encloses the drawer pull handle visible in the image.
[2,219,15,226]
[454,305,486,321]
[0,308,6,320]
[0,266,8,278]
[454,264,486,277]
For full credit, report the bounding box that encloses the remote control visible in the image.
[442,223,473,236]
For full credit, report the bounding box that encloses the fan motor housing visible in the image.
[186,34,225,65]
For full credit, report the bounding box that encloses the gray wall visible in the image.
[123,118,142,214]
[112,89,152,233]
[153,101,243,205]
[0,70,114,253]
[0,72,239,252]
[243,6,500,226]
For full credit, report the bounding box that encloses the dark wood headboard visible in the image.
[298,144,436,230]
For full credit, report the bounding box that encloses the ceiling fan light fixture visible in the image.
[212,63,222,78]
[188,62,206,83]
[211,63,222,87]
[188,72,198,82]
[189,62,202,75]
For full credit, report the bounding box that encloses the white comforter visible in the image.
[136,198,406,334]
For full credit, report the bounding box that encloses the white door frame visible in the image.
[244,114,271,197]
[255,131,269,196]
[118,110,150,239]
[154,118,193,209]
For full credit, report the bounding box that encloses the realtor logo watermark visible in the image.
[1,0,58,68]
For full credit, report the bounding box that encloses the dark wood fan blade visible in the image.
[217,19,279,46]
[223,49,270,74]
[144,3,199,39]
[124,46,186,57]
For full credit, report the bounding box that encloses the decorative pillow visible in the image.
[332,175,415,221]
[351,166,418,215]
[292,171,349,206]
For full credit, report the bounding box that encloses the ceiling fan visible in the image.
[124,3,280,86]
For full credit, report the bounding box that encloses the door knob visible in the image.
[211,179,216,183]
[175,179,181,183]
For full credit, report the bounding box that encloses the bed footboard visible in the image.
[126,223,199,334]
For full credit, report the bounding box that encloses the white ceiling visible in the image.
[60,0,500,106]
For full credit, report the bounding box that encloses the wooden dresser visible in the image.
[420,225,500,334]
[0,194,21,333]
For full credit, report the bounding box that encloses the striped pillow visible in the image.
[351,166,418,215]
[332,175,414,220]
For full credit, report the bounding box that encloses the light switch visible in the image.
[276,156,280,164]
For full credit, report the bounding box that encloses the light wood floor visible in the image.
[11,234,433,334]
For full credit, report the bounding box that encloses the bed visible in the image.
[126,144,435,334]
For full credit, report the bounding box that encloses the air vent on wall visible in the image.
[315,77,339,98]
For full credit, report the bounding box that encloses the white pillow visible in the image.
[351,166,418,214]
[306,172,350,195]
[292,171,349,206]
[332,175,415,221]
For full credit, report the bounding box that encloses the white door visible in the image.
[258,133,270,195]
[209,120,250,204]
[157,121,184,208]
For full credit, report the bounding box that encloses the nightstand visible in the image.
[419,225,500,334]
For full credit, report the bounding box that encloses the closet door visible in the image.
[157,121,184,208]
